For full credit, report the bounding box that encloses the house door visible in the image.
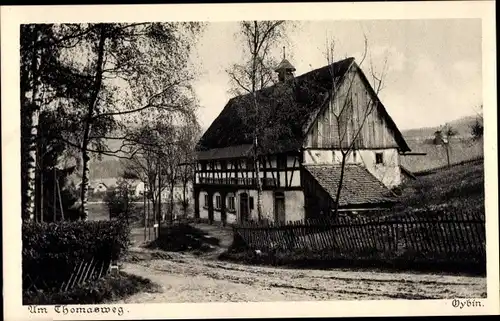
[274,192,286,223]
[239,193,249,223]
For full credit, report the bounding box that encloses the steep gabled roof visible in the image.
[304,164,398,206]
[197,57,410,155]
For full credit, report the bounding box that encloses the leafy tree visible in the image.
[470,104,484,140]
[21,22,204,221]
[20,24,85,220]
[434,124,457,167]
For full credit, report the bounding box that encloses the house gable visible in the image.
[304,62,408,151]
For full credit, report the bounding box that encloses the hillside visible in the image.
[401,115,480,139]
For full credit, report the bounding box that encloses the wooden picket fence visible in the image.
[232,211,486,259]
[59,257,112,292]
[23,257,112,293]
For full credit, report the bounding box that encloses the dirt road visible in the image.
[116,249,486,303]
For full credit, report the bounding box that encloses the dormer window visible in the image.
[375,152,384,164]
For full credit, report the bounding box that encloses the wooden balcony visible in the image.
[198,177,277,187]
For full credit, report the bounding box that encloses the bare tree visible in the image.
[176,124,201,217]
[321,36,389,216]
[227,20,290,221]
[123,117,199,225]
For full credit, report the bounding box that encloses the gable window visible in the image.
[227,195,235,211]
[215,194,221,210]
[375,152,384,164]
[204,194,210,208]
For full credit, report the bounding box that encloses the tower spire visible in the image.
[275,50,296,83]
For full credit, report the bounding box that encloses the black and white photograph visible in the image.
[2,2,498,319]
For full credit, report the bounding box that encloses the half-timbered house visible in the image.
[194,57,411,224]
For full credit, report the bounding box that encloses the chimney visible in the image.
[275,47,296,83]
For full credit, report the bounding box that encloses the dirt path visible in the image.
[116,249,486,303]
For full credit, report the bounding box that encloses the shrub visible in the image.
[22,220,131,292]
[104,182,136,223]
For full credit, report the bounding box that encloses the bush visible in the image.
[24,271,158,305]
[22,220,131,292]
[104,183,136,222]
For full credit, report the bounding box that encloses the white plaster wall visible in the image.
[357,149,401,188]
[285,190,305,222]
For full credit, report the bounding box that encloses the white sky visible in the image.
[189,19,482,131]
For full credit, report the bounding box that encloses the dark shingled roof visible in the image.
[305,164,397,206]
[196,144,253,161]
[197,57,410,155]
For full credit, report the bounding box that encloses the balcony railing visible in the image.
[198,177,277,187]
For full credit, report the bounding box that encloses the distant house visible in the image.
[132,181,145,197]
[75,178,119,195]
[194,57,411,225]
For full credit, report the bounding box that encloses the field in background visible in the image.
[87,202,193,223]
[400,138,483,173]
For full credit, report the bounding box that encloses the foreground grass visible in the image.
[23,271,160,305]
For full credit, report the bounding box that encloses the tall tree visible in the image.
[227,21,290,221]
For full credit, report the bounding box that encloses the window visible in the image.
[220,160,227,170]
[277,155,287,169]
[246,159,255,171]
[353,150,357,163]
[375,152,384,164]
[227,195,235,211]
[215,194,221,210]
[200,161,207,171]
[204,194,209,208]
[249,197,254,210]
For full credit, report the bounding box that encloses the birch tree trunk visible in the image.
[80,26,106,220]
[24,28,42,221]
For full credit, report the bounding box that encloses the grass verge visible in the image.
[218,249,486,276]
[23,271,160,305]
